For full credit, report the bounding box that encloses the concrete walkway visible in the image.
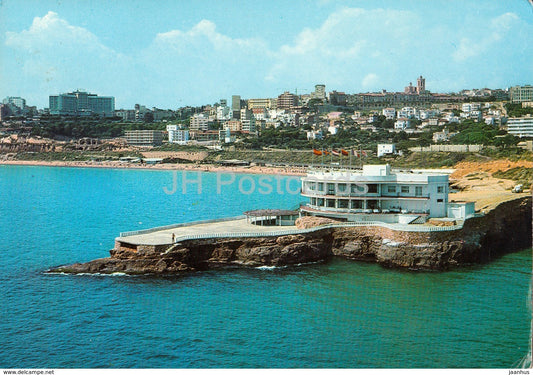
[117,219,298,246]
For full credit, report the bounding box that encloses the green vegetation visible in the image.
[493,167,533,187]
[446,119,519,147]
[505,103,533,118]
[29,115,172,139]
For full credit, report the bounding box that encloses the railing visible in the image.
[120,215,247,237]
[161,220,465,249]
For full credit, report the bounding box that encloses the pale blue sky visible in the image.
[1,0,532,109]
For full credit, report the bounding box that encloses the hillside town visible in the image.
[1,78,532,161]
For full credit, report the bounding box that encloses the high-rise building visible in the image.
[232,95,241,119]
[49,90,115,116]
[277,92,298,110]
[311,84,326,100]
[2,97,26,112]
[510,85,533,103]
[417,76,426,94]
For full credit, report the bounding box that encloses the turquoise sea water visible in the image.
[0,165,530,368]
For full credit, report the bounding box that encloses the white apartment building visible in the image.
[507,116,533,138]
[216,105,231,120]
[398,107,417,119]
[461,103,481,113]
[394,118,411,130]
[167,125,189,144]
[382,108,396,120]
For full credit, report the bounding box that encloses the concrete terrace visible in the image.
[118,218,298,246]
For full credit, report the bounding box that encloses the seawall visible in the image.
[50,195,531,274]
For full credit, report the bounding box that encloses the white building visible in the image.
[300,165,454,223]
[394,118,411,130]
[167,125,189,144]
[328,125,339,135]
[307,130,323,140]
[398,107,416,119]
[382,108,396,120]
[462,103,481,113]
[216,105,231,120]
[507,116,533,138]
[433,128,454,143]
[377,144,396,157]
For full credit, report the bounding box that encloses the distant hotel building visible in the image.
[510,85,533,103]
[507,116,533,138]
[247,98,276,110]
[125,130,163,146]
[49,90,115,117]
[277,92,298,110]
[311,84,326,100]
[167,125,189,144]
[189,113,209,131]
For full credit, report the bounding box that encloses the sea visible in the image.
[0,165,530,368]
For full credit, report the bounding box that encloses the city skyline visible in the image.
[1,0,532,109]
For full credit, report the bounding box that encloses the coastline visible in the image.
[0,159,307,176]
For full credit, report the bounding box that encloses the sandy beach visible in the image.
[0,159,307,176]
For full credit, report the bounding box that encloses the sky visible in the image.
[1,0,532,109]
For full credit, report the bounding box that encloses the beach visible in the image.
[0,159,307,176]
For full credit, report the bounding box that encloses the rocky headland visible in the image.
[49,195,531,275]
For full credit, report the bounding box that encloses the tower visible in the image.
[417,76,425,94]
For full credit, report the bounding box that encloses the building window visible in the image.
[308,182,316,191]
[437,186,444,193]
[337,183,347,192]
[317,198,324,206]
[339,199,349,208]
[327,183,335,195]
[351,200,363,209]
[387,185,396,193]
[367,184,378,193]
[401,186,409,194]
[318,182,324,191]
[367,200,379,210]
[437,198,444,203]
[415,186,423,196]
[311,197,316,205]
[351,184,365,194]
[326,199,336,208]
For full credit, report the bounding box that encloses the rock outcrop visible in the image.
[49,196,531,275]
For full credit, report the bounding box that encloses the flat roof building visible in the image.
[125,130,163,146]
[301,165,456,223]
[510,85,533,103]
[507,116,533,138]
[49,90,115,117]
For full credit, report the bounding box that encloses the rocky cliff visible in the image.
[49,196,531,275]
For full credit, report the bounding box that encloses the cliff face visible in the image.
[54,230,335,275]
[50,196,531,275]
